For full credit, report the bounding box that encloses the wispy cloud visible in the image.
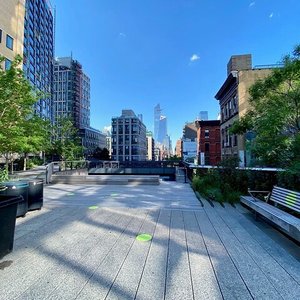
[190,54,200,62]
[119,32,126,38]
[103,125,112,132]
[269,12,274,18]
[249,2,255,7]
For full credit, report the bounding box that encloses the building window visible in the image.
[6,35,14,50]
[5,59,12,70]
[205,129,209,138]
[233,135,238,146]
[205,143,210,152]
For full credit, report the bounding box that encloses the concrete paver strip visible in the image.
[227,203,300,286]
[195,210,253,299]
[105,210,160,299]
[164,210,194,300]
[214,204,300,299]
[45,209,137,300]
[74,211,148,299]
[0,181,299,300]
[134,209,171,300]
[16,209,125,300]
[1,208,112,299]
[183,211,223,300]
[0,206,84,265]
[205,206,283,299]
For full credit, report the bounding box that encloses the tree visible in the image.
[168,155,181,162]
[19,116,51,170]
[0,55,50,172]
[91,147,110,160]
[231,45,300,167]
[50,116,83,162]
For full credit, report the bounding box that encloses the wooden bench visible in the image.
[240,186,300,242]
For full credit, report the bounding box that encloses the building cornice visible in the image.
[215,71,238,100]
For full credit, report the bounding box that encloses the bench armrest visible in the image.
[248,189,271,202]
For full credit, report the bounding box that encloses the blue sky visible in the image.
[52,0,300,144]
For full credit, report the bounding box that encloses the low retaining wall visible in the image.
[51,174,160,185]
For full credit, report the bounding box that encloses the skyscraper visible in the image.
[199,111,208,121]
[23,0,54,121]
[154,104,162,142]
[157,115,167,144]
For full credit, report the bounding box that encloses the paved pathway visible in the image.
[0,181,300,299]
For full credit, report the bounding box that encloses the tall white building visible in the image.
[146,131,154,161]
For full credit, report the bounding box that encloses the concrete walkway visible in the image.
[0,181,300,299]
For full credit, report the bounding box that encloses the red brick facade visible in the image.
[195,120,221,166]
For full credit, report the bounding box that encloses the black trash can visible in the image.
[0,182,29,217]
[0,195,23,259]
[20,179,43,211]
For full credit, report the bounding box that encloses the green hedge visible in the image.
[191,159,300,203]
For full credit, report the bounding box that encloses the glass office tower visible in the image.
[23,0,54,121]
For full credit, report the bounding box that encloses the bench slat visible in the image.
[270,186,300,213]
[240,195,300,242]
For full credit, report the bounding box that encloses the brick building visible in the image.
[195,120,221,166]
[215,54,275,166]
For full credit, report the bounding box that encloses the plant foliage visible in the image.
[231,45,300,167]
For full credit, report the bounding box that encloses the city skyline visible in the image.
[51,0,300,143]
[1,1,299,144]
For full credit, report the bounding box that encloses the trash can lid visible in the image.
[19,179,43,185]
[2,181,29,188]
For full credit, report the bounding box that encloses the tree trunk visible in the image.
[10,161,14,174]
[23,153,28,171]
[5,158,9,172]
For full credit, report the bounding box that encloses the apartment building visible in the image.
[53,57,90,128]
[79,127,106,157]
[182,122,197,162]
[53,56,103,156]
[195,120,221,166]
[111,110,147,161]
[0,0,25,69]
[215,54,273,166]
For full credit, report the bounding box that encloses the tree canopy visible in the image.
[91,147,110,160]
[0,55,50,170]
[50,116,83,161]
[231,45,300,167]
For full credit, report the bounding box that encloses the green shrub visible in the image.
[28,157,43,168]
[206,187,223,203]
[0,168,9,183]
[224,190,241,204]
[192,176,202,191]
[278,161,300,192]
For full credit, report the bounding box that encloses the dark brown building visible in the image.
[195,120,221,166]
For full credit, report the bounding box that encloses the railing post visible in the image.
[45,165,48,184]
